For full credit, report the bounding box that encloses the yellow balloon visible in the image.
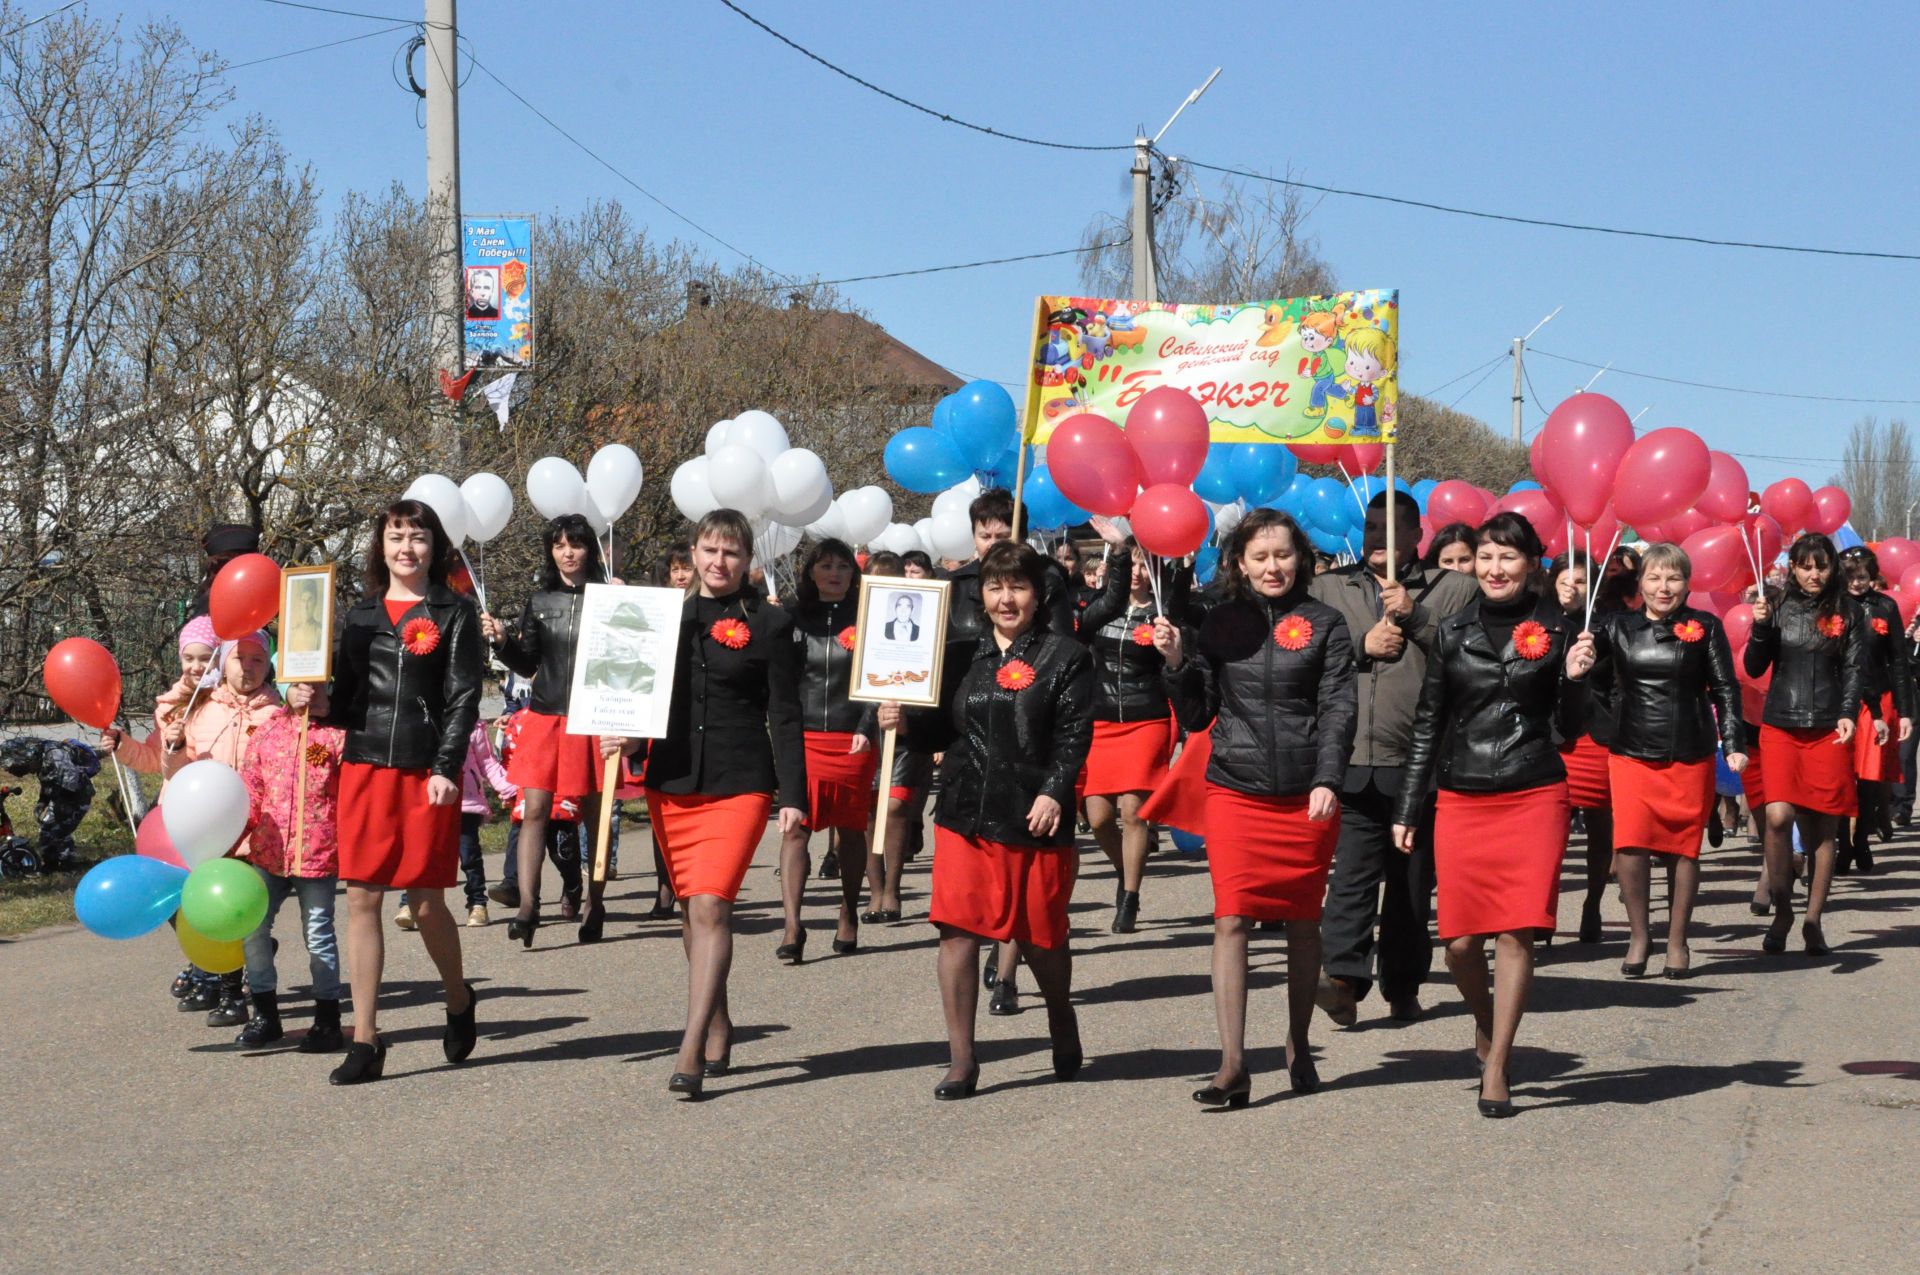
[175,913,245,974]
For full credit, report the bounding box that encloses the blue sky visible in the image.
[112,0,1920,490]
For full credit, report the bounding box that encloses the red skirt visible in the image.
[803,731,880,830]
[1609,755,1714,859]
[646,789,773,901]
[1203,784,1340,921]
[338,762,460,889]
[1738,723,1765,808]
[1854,693,1901,783]
[930,826,1076,948]
[1434,783,1569,939]
[1557,734,1611,809]
[1139,726,1211,834]
[506,709,604,800]
[1759,724,1856,816]
[1080,717,1174,797]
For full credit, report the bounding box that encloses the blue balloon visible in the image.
[884,427,970,494]
[946,381,1019,470]
[74,854,187,941]
[1509,479,1541,493]
[1193,444,1238,504]
[1024,466,1088,530]
[1194,543,1219,584]
[1307,476,1351,535]
[931,394,959,444]
[1170,828,1205,855]
[1229,443,1297,506]
[1410,478,1438,514]
[1306,523,1347,556]
[1273,472,1312,518]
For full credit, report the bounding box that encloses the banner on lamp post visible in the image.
[461,214,535,369]
[1021,289,1398,447]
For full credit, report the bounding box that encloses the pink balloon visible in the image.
[1565,506,1623,562]
[1699,451,1751,523]
[1288,443,1341,467]
[1129,483,1212,558]
[1682,525,1752,594]
[1123,387,1210,486]
[1707,589,1747,613]
[1659,508,1714,545]
[1612,428,1713,528]
[1487,489,1566,552]
[1528,431,1551,490]
[1047,413,1141,517]
[135,807,187,870]
[1879,538,1920,582]
[1806,486,1850,536]
[1335,444,1385,480]
[1540,393,1635,526]
[1744,513,1784,570]
[1724,603,1755,652]
[1427,480,1490,527]
[1900,563,1920,597]
[1691,592,1724,618]
[1760,478,1812,536]
[1900,590,1920,628]
[1417,516,1437,557]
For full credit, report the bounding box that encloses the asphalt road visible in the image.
[1,820,1914,1273]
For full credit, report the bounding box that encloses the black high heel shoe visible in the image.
[1762,909,1793,954]
[443,982,478,1064]
[702,1030,734,1078]
[646,897,678,921]
[1578,898,1603,944]
[506,907,539,949]
[667,1071,706,1101]
[1749,899,1771,917]
[1621,957,1649,978]
[1192,1072,1251,1108]
[831,934,858,955]
[982,951,998,990]
[329,1035,387,1086]
[1287,1049,1321,1095]
[1477,1074,1515,1118]
[577,901,605,945]
[1802,920,1831,955]
[934,1066,980,1101]
[775,929,807,964]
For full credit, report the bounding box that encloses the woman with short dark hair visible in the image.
[1423,522,1476,575]
[1834,545,1913,873]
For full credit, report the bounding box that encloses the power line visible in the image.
[250,0,413,23]
[1528,349,1920,406]
[749,240,1126,291]
[1446,358,1506,411]
[1175,157,1920,264]
[0,1,81,40]
[223,21,412,71]
[714,0,1129,154]
[1418,352,1504,399]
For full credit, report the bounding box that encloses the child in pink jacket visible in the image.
[458,719,516,926]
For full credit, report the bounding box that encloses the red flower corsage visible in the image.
[400,616,440,656]
[1130,622,1156,646]
[1673,619,1705,644]
[996,659,1037,691]
[836,626,857,651]
[1273,615,1314,650]
[710,617,751,649]
[1872,616,1890,636]
[305,742,331,768]
[1512,620,1552,661]
[1817,614,1846,640]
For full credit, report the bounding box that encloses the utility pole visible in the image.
[1130,132,1155,303]
[1509,306,1562,444]
[425,0,463,433]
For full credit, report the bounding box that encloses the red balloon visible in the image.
[1528,431,1551,491]
[1806,486,1851,536]
[1743,513,1784,571]
[1682,525,1752,593]
[1706,589,1748,614]
[1335,444,1385,480]
[1564,506,1623,563]
[1878,538,1920,583]
[1760,478,1812,537]
[1899,563,1920,596]
[1129,483,1212,558]
[1724,603,1755,652]
[1540,393,1635,526]
[1691,592,1725,618]
[1122,387,1210,486]
[209,552,281,640]
[1426,480,1490,527]
[1047,413,1141,517]
[1699,451,1751,523]
[1418,516,1437,557]
[135,807,187,870]
[1659,508,1715,545]
[1612,428,1712,528]
[1900,589,1920,628]
[1287,443,1341,466]
[42,637,121,729]
[1486,489,1566,553]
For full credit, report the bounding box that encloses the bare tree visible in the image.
[1834,416,1914,540]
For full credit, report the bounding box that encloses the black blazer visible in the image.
[1744,590,1870,730]
[883,619,920,642]
[1394,593,1584,827]
[904,627,1094,849]
[643,590,808,811]
[1586,606,1743,763]
[791,596,875,737]
[493,584,587,716]
[323,584,484,781]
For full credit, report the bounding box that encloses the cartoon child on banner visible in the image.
[1340,326,1397,439]
[1297,308,1350,423]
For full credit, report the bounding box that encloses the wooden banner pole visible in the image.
[869,726,898,859]
[292,704,310,875]
[1384,443,1398,586]
[591,752,619,885]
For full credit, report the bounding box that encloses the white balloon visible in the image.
[160,760,251,867]
[913,517,935,550]
[768,448,831,523]
[670,457,718,522]
[726,409,790,460]
[762,521,802,558]
[932,486,972,522]
[838,486,893,544]
[1108,515,1132,541]
[460,472,514,542]
[705,419,734,456]
[786,487,833,527]
[404,473,468,546]
[1213,500,1245,538]
[956,476,983,500]
[586,444,644,522]
[805,501,847,542]
[527,456,589,523]
[708,444,772,517]
[930,510,975,561]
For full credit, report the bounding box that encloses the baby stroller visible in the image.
[0,736,99,873]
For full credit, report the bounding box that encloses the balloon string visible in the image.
[458,547,488,613]
[1146,551,1165,618]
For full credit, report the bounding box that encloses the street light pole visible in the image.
[425,0,463,435]
[1129,68,1221,304]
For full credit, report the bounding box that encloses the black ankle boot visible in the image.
[1112,890,1140,934]
[233,992,283,1047]
[300,998,345,1053]
[206,976,250,1028]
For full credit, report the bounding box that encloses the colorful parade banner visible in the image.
[461,214,535,369]
[1022,288,1398,446]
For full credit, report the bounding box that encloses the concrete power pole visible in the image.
[1510,336,1525,444]
[1130,133,1156,303]
[425,0,463,432]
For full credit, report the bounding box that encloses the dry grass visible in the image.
[0,772,142,937]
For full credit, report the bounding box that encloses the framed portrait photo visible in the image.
[278,564,337,684]
[848,576,950,708]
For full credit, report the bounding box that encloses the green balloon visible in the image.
[179,858,268,944]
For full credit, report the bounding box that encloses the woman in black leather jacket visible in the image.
[1835,546,1913,874]
[775,538,878,962]
[482,514,610,946]
[1393,512,1589,1117]
[879,542,1094,1101]
[1079,519,1186,934]
[1158,508,1356,1106]
[1573,543,1745,980]
[291,498,484,1085]
[1744,533,1874,956]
